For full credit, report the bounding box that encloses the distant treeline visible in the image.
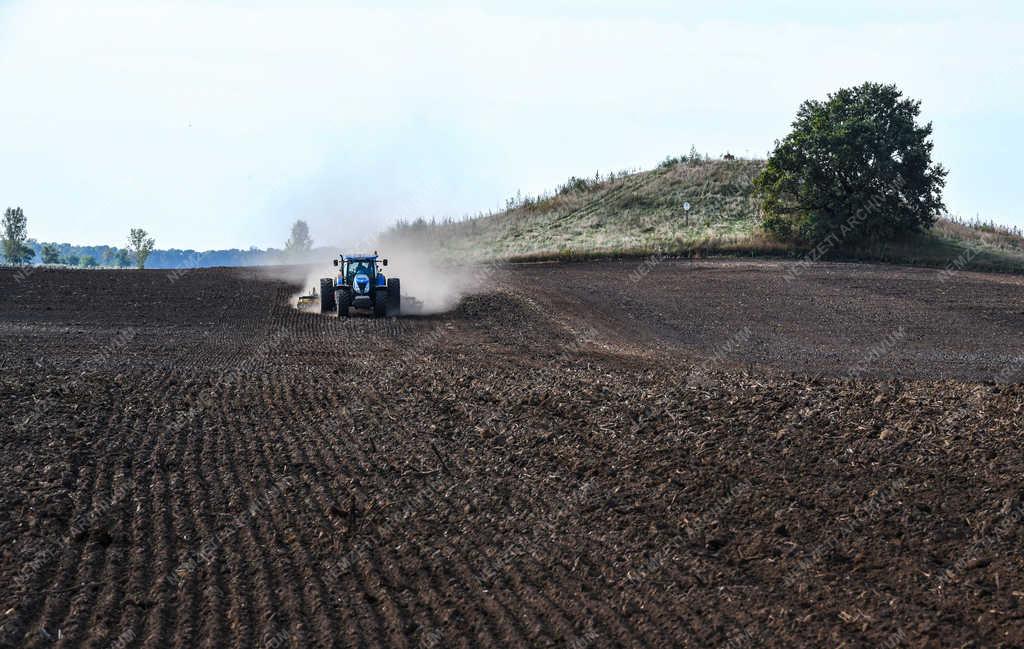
[24,240,336,269]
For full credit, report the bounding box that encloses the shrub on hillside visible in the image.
[558,176,593,195]
[659,146,708,169]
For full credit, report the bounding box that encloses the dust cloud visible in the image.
[250,252,332,310]
[261,243,490,316]
[374,239,485,315]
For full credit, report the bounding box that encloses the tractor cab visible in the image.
[335,255,387,290]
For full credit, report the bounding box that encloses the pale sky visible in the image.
[1,1,1021,249]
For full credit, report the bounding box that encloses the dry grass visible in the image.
[386,158,765,259]
[384,157,1024,273]
[932,216,1024,252]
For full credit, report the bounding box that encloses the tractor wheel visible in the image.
[320,278,336,312]
[335,288,351,317]
[373,289,387,318]
[386,278,401,316]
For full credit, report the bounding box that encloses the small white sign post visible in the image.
[683,201,691,226]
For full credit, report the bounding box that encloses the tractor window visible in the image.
[348,261,372,277]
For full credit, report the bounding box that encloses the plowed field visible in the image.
[2,260,1024,648]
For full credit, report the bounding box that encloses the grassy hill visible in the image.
[385,156,1024,273]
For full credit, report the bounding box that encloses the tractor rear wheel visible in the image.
[320,278,336,312]
[386,278,401,316]
[335,288,351,317]
[373,289,387,318]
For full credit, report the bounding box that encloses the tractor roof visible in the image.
[342,254,378,261]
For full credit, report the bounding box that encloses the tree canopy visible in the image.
[41,243,61,264]
[115,249,133,268]
[285,220,313,254]
[128,228,156,269]
[755,82,947,245]
[2,207,34,264]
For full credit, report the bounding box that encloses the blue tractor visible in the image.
[320,253,400,318]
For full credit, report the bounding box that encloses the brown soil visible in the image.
[2,260,1023,648]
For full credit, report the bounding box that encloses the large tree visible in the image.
[755,82,947,245]
[128,228,156,269]
[2,207,34,264]
[284,220,313,254]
